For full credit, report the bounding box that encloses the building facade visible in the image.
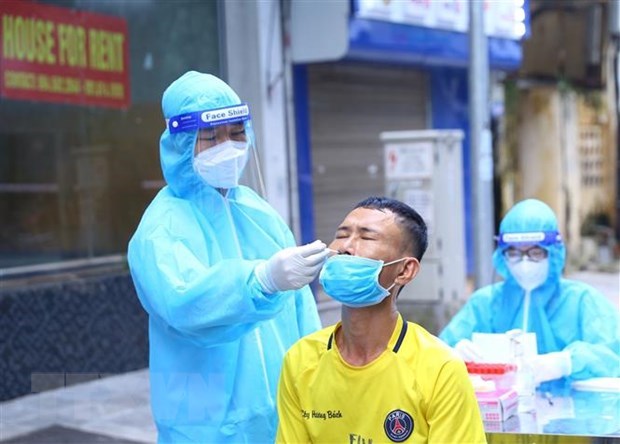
[0,0,535,399]
[0,0,292,401]
[290,0,530,327]
[500,0,619,271]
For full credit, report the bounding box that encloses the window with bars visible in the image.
[579,126,604,187]
[0,0,221,270]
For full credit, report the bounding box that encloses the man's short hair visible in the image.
[355,196,428,261]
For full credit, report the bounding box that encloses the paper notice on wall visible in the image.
[384,141,433,180]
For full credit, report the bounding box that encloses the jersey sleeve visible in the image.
[276,350,311,444]
[426,358,488,444]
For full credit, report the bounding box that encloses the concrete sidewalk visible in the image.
[0,270,617,443]
[0,370,155,443]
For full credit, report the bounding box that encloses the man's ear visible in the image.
[395,257,420,286]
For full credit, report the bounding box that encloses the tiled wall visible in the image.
[0,272,148,401]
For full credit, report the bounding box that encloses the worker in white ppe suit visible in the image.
[440,199,620,387]
[128,71,326,443]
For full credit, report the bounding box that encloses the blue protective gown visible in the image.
[128,71,321,443]
[440,199,620,381]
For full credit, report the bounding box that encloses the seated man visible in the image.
[276,196,486,444]
[440,199,620,386]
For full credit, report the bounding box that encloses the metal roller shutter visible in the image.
[308,62,429,244]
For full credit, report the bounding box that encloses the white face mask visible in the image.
[193,140,249,189]
[507,258,549,291]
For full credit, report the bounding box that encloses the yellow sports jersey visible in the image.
[276,314,487,443]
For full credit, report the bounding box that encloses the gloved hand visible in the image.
[454,339,484,362]
[528,351,572,385]
[254,240,328,294]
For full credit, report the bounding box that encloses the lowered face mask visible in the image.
[507,258,549,291]
[193,140,249,189]
[319,255,406,308]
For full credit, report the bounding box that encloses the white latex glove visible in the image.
[254,240,328,294]
[528,351,572,385]
[454,339,484,362]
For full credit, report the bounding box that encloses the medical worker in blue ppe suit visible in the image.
[440,199,620,386]
[128,71,326,443]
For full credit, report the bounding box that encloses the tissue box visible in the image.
[475,387,518,422]
[483,414,520,432]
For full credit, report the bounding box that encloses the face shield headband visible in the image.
[166,103,251,133]
[496,231,562,248]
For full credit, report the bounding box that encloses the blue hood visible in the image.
[493,198,566,286]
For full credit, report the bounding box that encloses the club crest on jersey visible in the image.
[383,409,413,442]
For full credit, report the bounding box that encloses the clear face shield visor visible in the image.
[167,103,265,195]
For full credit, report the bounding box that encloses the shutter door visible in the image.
[308,62,429,243]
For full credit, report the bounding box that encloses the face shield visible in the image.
[497,231,562,248]
[167,103,265,195]
[492,230,563,291]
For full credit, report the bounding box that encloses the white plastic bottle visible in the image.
[511,291,537,414]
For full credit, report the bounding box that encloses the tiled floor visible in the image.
[0,270,617,443]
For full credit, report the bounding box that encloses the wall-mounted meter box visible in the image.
[381,129,466,306]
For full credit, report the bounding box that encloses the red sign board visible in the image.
[0,1,130,109]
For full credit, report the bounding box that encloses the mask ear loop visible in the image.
[382,257,408,294]
[383,257,407,267]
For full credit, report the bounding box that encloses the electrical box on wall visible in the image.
[381,129,466,306]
